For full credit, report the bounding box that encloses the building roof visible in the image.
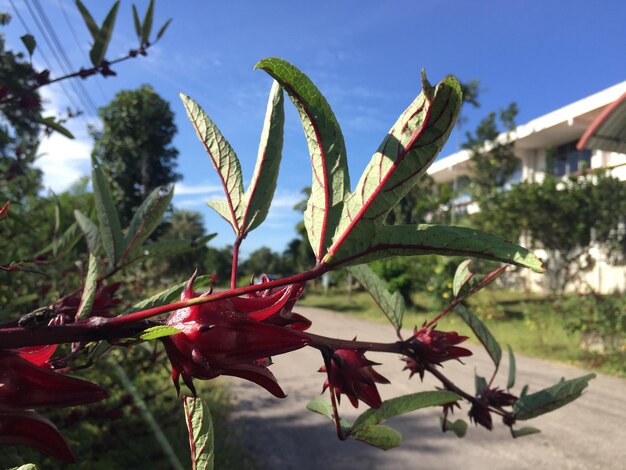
[429,80,626,182]
[577,91,626,153]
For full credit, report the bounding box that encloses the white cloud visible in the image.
[37,134,92,192]
[174,182,222,196]
[174,197,210,209]
[35,87,95,193]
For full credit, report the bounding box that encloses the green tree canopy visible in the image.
[475,171,626,292]
[91,84,180,224]
[463,102,519,198]
[0,13,44,201]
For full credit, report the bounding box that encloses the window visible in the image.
[551,141,591,176]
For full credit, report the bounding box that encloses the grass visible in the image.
[300,287,625,377]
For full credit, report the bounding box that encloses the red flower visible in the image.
[469,387,518,430]
[0,350,107,462]
[403,326,472,380]
[162,274,311,398]
[319,349,390,409]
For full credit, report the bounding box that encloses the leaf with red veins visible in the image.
[323,73,462,265]
[0,409,75,463]
[180,93,245,235]
[255,58,350,261]
[240,80,285,236]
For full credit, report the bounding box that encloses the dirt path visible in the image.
[227,307,626,469]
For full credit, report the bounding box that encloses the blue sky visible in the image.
[2,0,626,258]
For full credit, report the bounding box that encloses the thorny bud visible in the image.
[403,326,472,380]
[319,348,389,409]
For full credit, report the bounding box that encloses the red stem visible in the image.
[231,237,243,289]
[0,264,329,348]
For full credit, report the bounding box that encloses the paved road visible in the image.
[228,306,626,469]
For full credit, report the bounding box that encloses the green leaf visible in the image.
[475,373,488,395]
[441,417,468,438]
[184,396,215,470]
[347,264,404,332]
[520,384,529,398]
[456,304,502,367]
[20,34,36,56]
[35,221,82,258]
[240,81,284,235]
[306,399,334,420]
[141,0,155,46]
[452,259,473,298]
[453,262,508,300]
[180,93,245,235]
[326,74,462,265]
[89,1,120,66]
[513,373,595,420]
[74,210,100,255]
[132,4,141,39]
[121,275,213,316]
[352,390,460,432]
[91,158,125,267]
[349,424,402,450]
[255,58,350,261]
[126,236,216,266]
[328,223,544,274]
[512,427,541,438]
[9,465,38,470]
[507,345,516,390]
[139,325,182,340]
[75,253,99,320]
[122,185,174,261]
[38,116,74,139]
[305,399,351,434]
[156,18,172,41]
[75,0,99,39]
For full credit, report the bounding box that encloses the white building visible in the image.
[427,81,626,293]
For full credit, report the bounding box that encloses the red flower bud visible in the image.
[162,274,311,397]
[0,350,107,462]
[403,326,472,380]
[319,349,390,409]
[16,344,58,366]
[0,351,107,409]
[0,409,74,463]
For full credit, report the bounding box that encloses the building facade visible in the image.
[427,81,626,293]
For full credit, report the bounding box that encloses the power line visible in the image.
[28,0,99,119]
[12,0,82,115]
[55,0,109,105]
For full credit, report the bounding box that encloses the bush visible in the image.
[559,294,626,353]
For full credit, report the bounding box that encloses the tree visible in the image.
[161,209,208,278]
[91,85,180,225]
[463,102,520,198]
[477,170,626,293]
[0,13,44,202]
[241,246,285,278]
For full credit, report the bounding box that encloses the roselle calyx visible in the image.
[0,350,107,462]
[162,273,311,397]
[0,409,74,463]
[0,350,107,409]
[403,326,472,380]
[319,349,390,409]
